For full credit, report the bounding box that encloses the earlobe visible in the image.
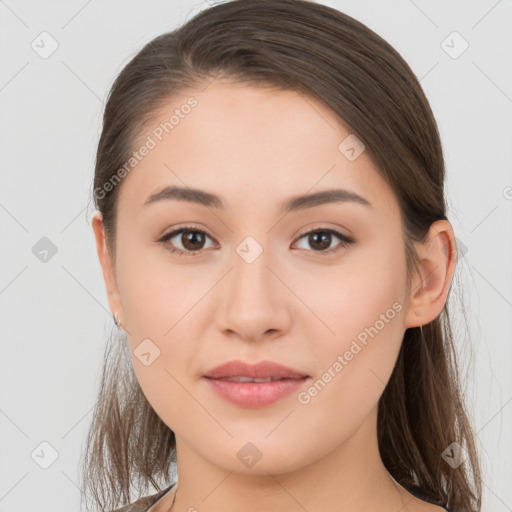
[91,211,124,325]
[404,220,457,329]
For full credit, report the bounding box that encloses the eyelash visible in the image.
[158,225,355,257]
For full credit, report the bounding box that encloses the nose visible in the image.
[215,242,292,343]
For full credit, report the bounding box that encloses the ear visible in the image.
[91,211,124,327]
[404,220,457,328]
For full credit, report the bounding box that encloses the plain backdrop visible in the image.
[0,0,511,510]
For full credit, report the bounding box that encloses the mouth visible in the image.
[202,360,310,408]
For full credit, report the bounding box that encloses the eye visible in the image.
[158,226,217,257]
[158,226,354,257]
[293,228,354,255]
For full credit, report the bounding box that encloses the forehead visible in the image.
[118,80,398,217]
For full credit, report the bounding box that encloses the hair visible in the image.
[81,1,482,511]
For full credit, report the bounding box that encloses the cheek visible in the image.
[291,288,406,448]
[114,233,206,416]
[115,227,209,339]
[297,236,407,350]
[297,239,407,403]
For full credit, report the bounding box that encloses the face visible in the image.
[96,80,417,475]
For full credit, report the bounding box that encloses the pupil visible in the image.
[183,231,204,250]
[311,232,330,250]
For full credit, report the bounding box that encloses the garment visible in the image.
[111,482,450,512]
[110,483,176,512]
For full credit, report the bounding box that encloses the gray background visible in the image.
[1,0,510,510]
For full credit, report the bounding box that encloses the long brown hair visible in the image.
[81,1,482,510]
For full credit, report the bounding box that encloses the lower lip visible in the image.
[204,377,309,408]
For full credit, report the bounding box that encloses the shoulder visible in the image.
[110,484,175,512]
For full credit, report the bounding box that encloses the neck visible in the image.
[167,407,413,512]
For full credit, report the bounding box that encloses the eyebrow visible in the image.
[143,185,372,212]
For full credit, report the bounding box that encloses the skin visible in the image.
[92,80,455,512]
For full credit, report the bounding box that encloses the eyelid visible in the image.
[158,224,215,242]
[294,222,352,240]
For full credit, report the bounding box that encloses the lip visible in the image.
[203,360,309,380]
[203,360,310,408]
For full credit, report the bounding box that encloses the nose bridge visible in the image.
[217,233,290,340]
[231,234,276,305]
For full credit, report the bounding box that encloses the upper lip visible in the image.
[203,360,309,380]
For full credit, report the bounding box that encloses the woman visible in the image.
[81,1,482,511]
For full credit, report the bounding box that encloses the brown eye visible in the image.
[294,228,354,255]
[158,226,354,257]
[180,230,206,251]
[308,231,332,251]
[159,227,215,256]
